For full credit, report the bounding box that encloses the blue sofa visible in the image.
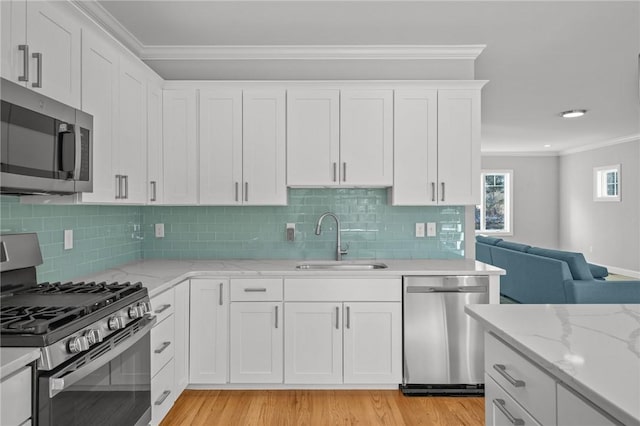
[476,236,640,303]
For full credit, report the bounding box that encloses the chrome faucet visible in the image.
[315,212,349,261]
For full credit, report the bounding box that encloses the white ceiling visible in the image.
[91,0,640,154]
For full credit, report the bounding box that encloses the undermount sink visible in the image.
[295,261,388,270]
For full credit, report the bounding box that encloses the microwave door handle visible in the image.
[48,316,156,398]
[73,123,83,180]
[58,124,75,175]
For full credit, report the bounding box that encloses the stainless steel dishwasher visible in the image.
[401,275,488,395]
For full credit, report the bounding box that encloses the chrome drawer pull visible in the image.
[154,341,171,354]
[431,182,435,202]
[154,304,171,314]
[275,305,279,329]
[244,288,267,292]
[32,52,42,88]
[493,364,526,388]
[335,306,340,329]
[155,390,172,405]
[18,45,29,81]
[219,282,224,306]
[493,399,525,425]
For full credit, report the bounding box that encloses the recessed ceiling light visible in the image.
[544,144,552,148]
[561,109,587,118]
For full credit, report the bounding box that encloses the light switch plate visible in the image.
[286,223,295,242]
[64,229,73,250]
[155,223,165,238]
[426,222,437,237]
[415,223,425,238]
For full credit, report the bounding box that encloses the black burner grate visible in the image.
[1,305,86,334]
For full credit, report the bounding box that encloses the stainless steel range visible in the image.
[0,233,156,426]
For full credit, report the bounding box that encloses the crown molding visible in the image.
[140,45,486,61]
[559,133,640,156]
[71,0,144,57]
[481,151,559,157]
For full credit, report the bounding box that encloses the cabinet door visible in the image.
[287,90,340,186]
[189,279,228,384]
[26,1,81,107]
[1,0,27,84]
[163,90,198,204]
[437,89,481,205]
[392,90,438,205]
[230,302,283,383]
[343,302,402,384]
[147,81,164,204]
[485,374,541,426]
[80,29,119,203]
[557,383,617,426]
[242,90,287,205]
[199,89,243,205]
[340,90,393,186]
[284,302,342,384]
[173,281,190,394]
[118,57,147,204]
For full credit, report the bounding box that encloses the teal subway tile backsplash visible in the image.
[1,189,465,282]
[0,196,142,283]
[142,189,465,260]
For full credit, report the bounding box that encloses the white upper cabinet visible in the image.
[392,88,482,206]
[199,89,243,205]
[242,90,287,205]
[147,80,164,204]
[163,89,198,205]
[340,90,393,186]
[1,0,81,107]
[287,90,340,186]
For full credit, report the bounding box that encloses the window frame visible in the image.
[475,169,514,236]
[593,164,621,202]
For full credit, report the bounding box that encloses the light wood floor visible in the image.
[160,390,484,426]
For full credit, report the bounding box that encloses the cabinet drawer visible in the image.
[557,383,618,426]
[151,359,175,426]
[151,315,175,378]
[1,366,32,426]
[485,373,541,426]
[231,278,283,301]
[284,278,401,302]
[151,289,175,324]
[485,332,556,426]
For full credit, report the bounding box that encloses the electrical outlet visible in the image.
[415,223,425,238]
[286,223,295,242]
[64,229,73,250]
[155,223,165,238]
[426,222,437,237]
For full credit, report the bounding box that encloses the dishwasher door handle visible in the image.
[406,285,487,293]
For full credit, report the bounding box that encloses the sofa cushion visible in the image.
[476,235,503,246]
[528,247,593,280]
[496,241,531,252]
[588,263,609,280]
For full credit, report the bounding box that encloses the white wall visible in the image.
[559,140,640,275]
[481,155,559,248]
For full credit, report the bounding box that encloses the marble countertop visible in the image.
[465,304,640,426]
[0,347,40,379]
[78,258,504,297]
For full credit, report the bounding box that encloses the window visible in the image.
[475,170,513,235]
[594,164,621,202]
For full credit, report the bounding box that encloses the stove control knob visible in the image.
[108,316,126,330]
[139,301,151,315]
[85,329,104,345]
[68,336,90,354]
[128,305,143,319]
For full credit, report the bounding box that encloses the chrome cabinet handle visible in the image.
[154,304,171,314]
[155,390,172,406]
[244,288,267,292]
[115,175,121,199]
[335,306,340,329]
[333,162,337,182]
[346,306,350,329]
[342,163,347,182]
[493,364,525,388]
[493,399,525,425]
[431,182,436,202]
[154,341,171,354]
[441,182,445,202]
[150,181,157,202]
[32,52,42,88]
[244,182,249,202]
[123,175,129,199]
[18,45,29,82]
[235,182,239,202]
[218,282,223,306]
[275,305,279,329]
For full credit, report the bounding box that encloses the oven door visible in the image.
[37,316,156,426]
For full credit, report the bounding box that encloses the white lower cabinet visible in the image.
[0,365,32,426]
[557,383,617,426]
[485,373,541,426]
[173,280,190,394]
[151,358,175,425]
[189,278,229,384]
[149,288,176,426]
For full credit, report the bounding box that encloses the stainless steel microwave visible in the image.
[1,78,92,195]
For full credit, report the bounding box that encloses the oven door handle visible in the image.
[49,315,157,398]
